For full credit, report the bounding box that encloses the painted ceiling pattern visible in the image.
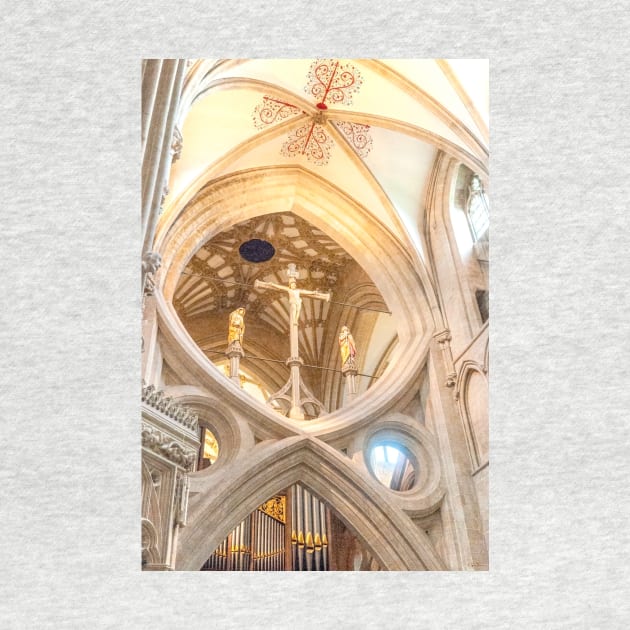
[252,59,373,166]
[167,58,488,377]
[174,212,357,338]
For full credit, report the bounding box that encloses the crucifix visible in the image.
[254,263,331,420]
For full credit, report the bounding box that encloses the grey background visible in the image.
[1,1,629,627]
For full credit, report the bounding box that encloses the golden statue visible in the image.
[228,307,246,346]
[338,325,357,367]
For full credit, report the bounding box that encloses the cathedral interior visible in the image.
[141,58,489,571]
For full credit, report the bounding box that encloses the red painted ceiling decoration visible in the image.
[304,59,363,107]
[252,97,300,129]
[252,59,373,167]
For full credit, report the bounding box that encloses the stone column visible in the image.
[434,329,457,388]
[141,59,187,268]
[287,356,305,420]
[342,361,358,404]
[226,342,244,387]
[141,252,162,384]
[169,471,190,569]
[428,339,488,570]
[142,295,163,386]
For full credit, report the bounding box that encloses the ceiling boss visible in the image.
[252,59,373,166]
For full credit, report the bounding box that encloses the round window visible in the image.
[368,442,416,492]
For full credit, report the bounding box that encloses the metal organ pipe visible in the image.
[263,513,269,571]
[321,502,329,571]
[279,519,283,570]
[296,486,304,571]
[201,499,290,571]
[290,486,297,570]
[312,492,322,571]
[304,488,313,571]
[238,520,244,571]
[270,515,275,571]
[272,518,276,571]
[278,518,281,571]
[255,510,261,571]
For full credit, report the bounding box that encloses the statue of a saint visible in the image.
[338,326,357,368]
[228,307,246,346]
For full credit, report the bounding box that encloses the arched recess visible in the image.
[319,278,390,410]
[141,463,161,532]
[141,518,160,565]
[455,362,489,469]
[153,165,440,441]
[348,411,445,518]
[141,463,162,564]
[163,384,255,473]
[181,316,296,397]
[176,436,446,571]
[423,152,483,350]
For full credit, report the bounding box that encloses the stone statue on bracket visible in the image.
[338,325,357,370]
[226,307,246,386]
[339,325,359,402]
[227,307,246,349]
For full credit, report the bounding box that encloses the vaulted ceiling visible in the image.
[164,59,488,254]
[160,58,488,412]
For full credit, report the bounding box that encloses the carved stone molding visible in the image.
[433,330,457,387]
[141,422,197,471]
[159,184,170,215]
[341,358,357,374]
[142,251,162,296]
[175,471,190,526]
[433,329,452,345]
[171,125,183,162]
[473,240,489,263]
[142,381,199,431]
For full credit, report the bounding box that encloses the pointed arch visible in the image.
[177,436,445,571]
[153,165,439,441]
[163,384,255,472]
[455,361,489,469]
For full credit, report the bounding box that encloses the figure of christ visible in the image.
[254,277,330,328]
[254,267,331,420]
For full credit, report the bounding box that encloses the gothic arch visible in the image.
[423,153,483,342]
[141,463,161,533]
[163,384,255,472]
[177,436,446,571]
[141,518,160,565]
[348,411,446,518]
[153,166,439,441]
[192,323,296,396]
[455,361,489,469]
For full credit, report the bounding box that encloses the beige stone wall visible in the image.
[140,64,489,570]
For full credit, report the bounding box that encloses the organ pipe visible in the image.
[292,485,299,571]
[254,510,261,570]
[321,501,329,572]
[201,492,342,572]
[312,493,321,571]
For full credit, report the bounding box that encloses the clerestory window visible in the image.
[467,174,489,242]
